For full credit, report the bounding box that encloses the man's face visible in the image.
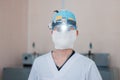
[51,22,79,49]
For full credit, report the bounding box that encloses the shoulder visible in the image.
[75,52,93,62]
[33,52,50,65]
[75,52,95,67]
[74,52,97,73]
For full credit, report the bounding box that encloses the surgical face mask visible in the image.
[52,30,77,49]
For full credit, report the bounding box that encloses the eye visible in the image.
[70,27,74,30]
[53,27,57,31]
[69,25,75,30]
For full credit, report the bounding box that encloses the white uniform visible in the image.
[28,52,102,80]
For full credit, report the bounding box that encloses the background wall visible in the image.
[0,0,120,79]
[0,0,28,79]
[28,0,120,77]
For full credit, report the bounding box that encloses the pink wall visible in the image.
[0,0,120,79]
[0,0,28,79]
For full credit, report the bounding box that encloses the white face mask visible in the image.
[52,30,77,49]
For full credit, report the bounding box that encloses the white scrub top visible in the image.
[28,52,102,80]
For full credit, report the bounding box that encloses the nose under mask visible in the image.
[52,30,77,49]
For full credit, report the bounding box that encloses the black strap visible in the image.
[56,50,75,71]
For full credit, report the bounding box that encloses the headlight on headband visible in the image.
[51,19,77,32]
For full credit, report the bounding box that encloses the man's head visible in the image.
[49,9,77,32]
[49,9,78,49]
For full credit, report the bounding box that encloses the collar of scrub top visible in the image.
[51,18,77,32]
[56,50,75,71]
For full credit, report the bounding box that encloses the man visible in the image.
[28,9,102,80]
